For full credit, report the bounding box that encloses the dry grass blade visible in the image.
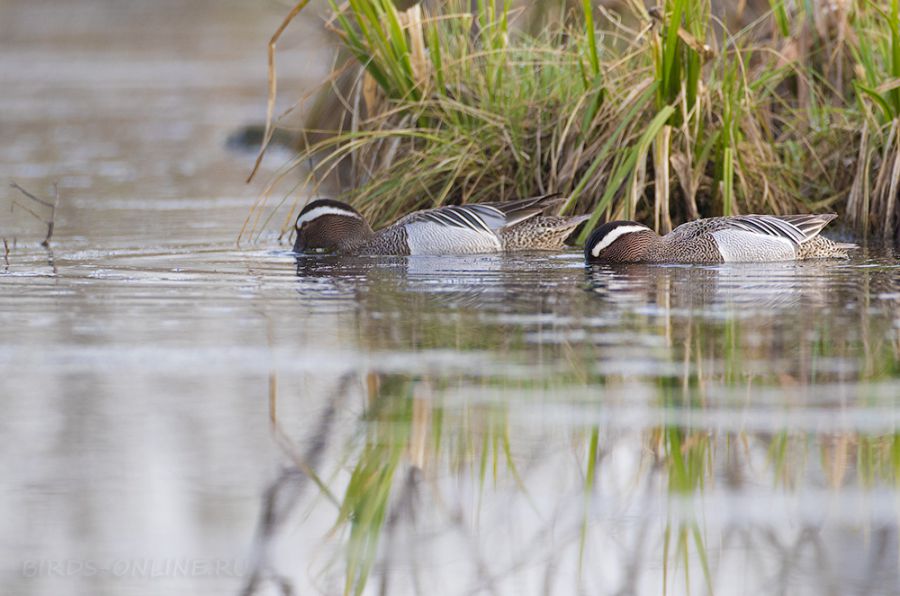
[246,0,313,186]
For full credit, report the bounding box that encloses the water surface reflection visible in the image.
[2,1,899,593]
[242,251,899,596]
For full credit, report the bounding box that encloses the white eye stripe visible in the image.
[296,206,362,228]
[591,225,651,257]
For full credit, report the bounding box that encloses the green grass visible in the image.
[845,0,900,240]
[243,0,900,243]
[250,0,895,243]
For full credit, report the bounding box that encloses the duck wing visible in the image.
[773,214,838,242]
[720,214,827,247]
[478,193,565,230]
[410,193,564,234]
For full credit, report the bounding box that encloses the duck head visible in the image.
[293,199,374,254]
[584,221,658,263]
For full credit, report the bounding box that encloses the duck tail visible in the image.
[500,215,590,251]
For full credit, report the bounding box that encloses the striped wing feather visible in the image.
[417,205,494,234]
[724,214,837,246]
[725,215,806,246]
[774,214,838,241]
[412,193,563,234]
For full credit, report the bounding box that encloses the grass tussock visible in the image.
[247,0,900,244]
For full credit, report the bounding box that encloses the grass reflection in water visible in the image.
[245,253,899,596]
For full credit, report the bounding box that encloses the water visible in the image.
[2,1,900,595]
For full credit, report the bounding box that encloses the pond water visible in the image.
[2,2,900,596]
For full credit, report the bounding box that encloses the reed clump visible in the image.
[248,0,900,243]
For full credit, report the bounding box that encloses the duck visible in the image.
[584,214,857,264]
[293,195,589,256]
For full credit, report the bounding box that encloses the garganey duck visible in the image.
[293,195,589,256]
[585,214,857,264]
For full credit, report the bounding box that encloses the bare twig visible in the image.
[11,201,43,221]
[2,238,9,271]
[9,181,60,247]
[43,183,60,247]
[10,181,53,208]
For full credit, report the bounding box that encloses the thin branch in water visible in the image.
[44,183,60,247]
[9,181,54,208]
[45,245,57,275]
[9,181,60,247]
[11,200,43,221]
[2,238,9,271]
